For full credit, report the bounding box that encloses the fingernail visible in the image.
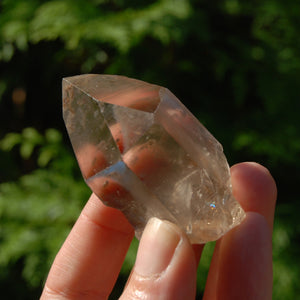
[134,218,181,277]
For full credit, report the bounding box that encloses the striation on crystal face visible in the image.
[63,74,245,243]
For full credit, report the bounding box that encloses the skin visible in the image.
[40,161,277,300]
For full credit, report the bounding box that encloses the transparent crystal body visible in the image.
[63,74,245,243]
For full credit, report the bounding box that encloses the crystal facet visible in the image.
[63,74,245,243]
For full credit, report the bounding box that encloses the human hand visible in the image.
[40,162,276,299]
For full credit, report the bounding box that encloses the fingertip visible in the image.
[121,218,197,300]
[230,162,277,230]
[231,162,277,202]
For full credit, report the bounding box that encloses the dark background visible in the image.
[0,0,299,299]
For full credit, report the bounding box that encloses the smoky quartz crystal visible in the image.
[63,74,245,243]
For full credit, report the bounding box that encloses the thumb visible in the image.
[120,218,197,300]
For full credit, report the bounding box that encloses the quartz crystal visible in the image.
[63,74,245,243]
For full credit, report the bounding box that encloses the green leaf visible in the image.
[20,141,34,159]
[0,133,22,151]
[45,129,62,144]
[22,127,43,145]
[38,147,56,167]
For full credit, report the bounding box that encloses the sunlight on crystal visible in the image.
[63,74,245,243]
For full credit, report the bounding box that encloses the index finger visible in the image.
[41,193,134,299]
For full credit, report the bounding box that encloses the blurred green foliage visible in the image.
[0,0,299,299]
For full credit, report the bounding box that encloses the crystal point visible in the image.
[63,74,245,243]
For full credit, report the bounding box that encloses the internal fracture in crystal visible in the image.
[63,74,245,243]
